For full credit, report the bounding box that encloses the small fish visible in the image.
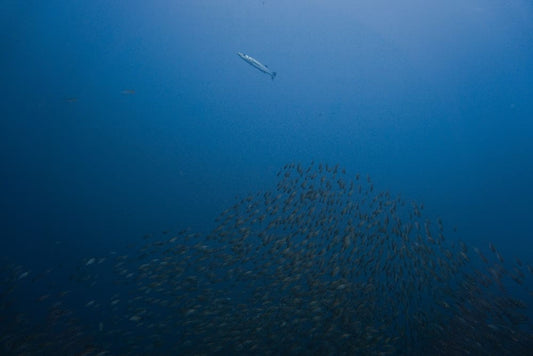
[86,300,95,307]
[129,315,142,322]
[121,89,135,95]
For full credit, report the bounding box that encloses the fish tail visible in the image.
[271,72,277,80]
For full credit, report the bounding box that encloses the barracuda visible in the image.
[237,52,277,80]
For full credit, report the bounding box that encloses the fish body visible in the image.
[237,52,277,80]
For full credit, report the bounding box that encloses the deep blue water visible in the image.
[1,1,532,354]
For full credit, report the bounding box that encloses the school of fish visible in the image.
[1,162,532,355]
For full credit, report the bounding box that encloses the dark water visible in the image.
[1,1,532,355]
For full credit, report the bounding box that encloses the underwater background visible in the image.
[1,1,532,354]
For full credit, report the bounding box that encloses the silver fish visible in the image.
[237,52,277,80]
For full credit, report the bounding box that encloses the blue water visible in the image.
[1,1,532,353]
